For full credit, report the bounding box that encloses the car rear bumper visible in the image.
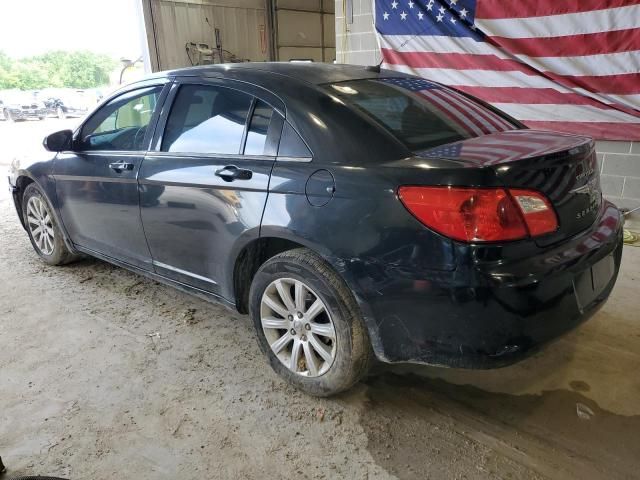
[10,108,46,119]
[352,202,624,368]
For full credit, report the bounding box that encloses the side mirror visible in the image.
[43,129,73,152]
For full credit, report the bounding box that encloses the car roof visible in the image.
[153,62,412,86]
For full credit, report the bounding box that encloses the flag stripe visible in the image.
[518,50,640,76]
[494,103,640,123]
[453,86,608,106]
[475,5,640,39]
[383,56,640,97]
[452,86,640,117]
[381,48,532,73]
[475,0,640,20]
[488,28,640,57]
[522,121,640,140]
[546,71,640,95]
[382,47,640,77]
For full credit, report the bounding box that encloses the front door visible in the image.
[55,84,167,269]
[139,80,282,297]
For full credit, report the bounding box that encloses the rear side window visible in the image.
[162,84,252,154]
[278,122,312,158]
[244,100,274,155]
[324,78,518,152]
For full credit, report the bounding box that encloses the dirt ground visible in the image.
[1,119,640,480]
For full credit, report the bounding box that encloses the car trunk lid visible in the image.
[416,130,602,246]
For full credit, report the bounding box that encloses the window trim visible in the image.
[73,83,169,154]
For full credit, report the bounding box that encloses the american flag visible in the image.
[375,0,640,140]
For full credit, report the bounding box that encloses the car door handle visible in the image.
[215,165,253,182]
[109,162,134,172]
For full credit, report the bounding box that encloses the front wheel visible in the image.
[56,106,66,119]
[4,109,14,122]
[22,183,79,265]
[249,248,373,396]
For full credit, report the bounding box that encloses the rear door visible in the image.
[139,78,283,297]
[55,82,168,269]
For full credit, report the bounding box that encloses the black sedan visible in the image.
[8,63,623,396]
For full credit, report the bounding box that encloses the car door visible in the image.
[54,82,169,269]
[138,78,283,297]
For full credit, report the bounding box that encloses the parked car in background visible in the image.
[8,63,623,396]
[38,89,91,119]
[1,91,46,121]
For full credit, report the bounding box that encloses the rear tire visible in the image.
[22,183,79,266]
[249,248,373,396]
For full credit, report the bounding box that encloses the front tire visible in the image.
[22,183,79,265]
[249,248,373,396]
[4,109,14,122]
[57,106,66,120]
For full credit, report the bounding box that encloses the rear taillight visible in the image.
[398,186,558,243]
[509,189,558,237]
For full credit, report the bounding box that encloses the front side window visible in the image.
[79,86,162,151]
[324,78,518,152]
[162,84,252,154]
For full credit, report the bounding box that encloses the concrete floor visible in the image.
[1,119,640,479]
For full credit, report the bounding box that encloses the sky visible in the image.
[0,0,145,61]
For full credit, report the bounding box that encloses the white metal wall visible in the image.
[143,0,269,71]
[274,0,335,62]
[140,0,337,68]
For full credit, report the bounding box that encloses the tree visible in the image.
[0,50,117,89]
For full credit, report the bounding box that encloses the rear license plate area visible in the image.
[574,254,615,311]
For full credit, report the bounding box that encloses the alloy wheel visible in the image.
[260,278,337,377]
[26,196,55,255]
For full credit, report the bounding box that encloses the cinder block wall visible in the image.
[335,0,640,222]
[597,142,640,214]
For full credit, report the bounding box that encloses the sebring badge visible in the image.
[571,177,601,219]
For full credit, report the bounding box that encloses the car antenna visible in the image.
[366,29,421,73]
[366,58,384,73]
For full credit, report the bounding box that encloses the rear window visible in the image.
[324,78,518,152]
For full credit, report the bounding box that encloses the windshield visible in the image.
[324,78,519,151]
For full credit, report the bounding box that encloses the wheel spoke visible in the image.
[27,202,39,219]
[27,214,39,226]
[263,293,289,318]
[305,299,324,321]
[275,279,296,312]
[302,341,319,376]
[45,225,54,237]
[261,316,289,330]
[270,331,292,354]
[289,339,302,372]
[44,234,53,253]
[32,225,42,237]
[294,281,307,312]
[309,334,332,363]
[310,322,335,339]
[39,200,47,219]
